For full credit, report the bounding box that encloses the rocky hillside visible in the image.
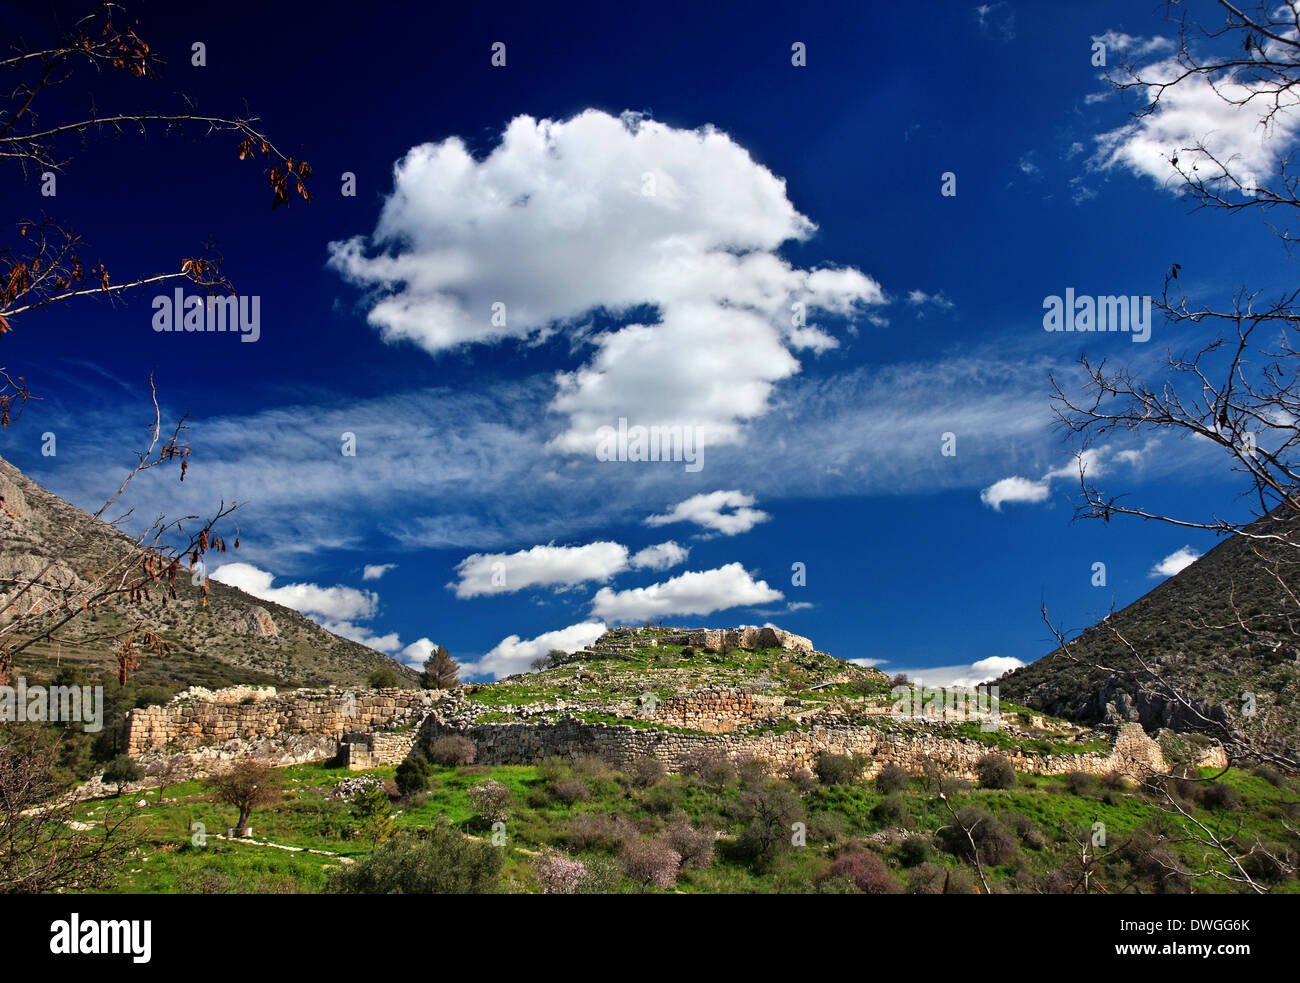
[0,454,416,691]
[998,511,1300,746]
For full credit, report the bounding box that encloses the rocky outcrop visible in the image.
[232,605,278,639]
[0,471,27,522]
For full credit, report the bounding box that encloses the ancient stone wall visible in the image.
[420,716,1167,782]
[658,626,814,654]
[123,687,435,755]
[338,730,424,770]
[653,687,788,733]
[123,684,1176,784]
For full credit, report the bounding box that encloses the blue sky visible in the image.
[0,0,1282,683]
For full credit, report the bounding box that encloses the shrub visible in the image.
[427,735,475,767]
[807,811,850,845]
[102,755,142,796]
[813,752,863,786]
[1005,812,1046,850]
[620,837,682,890]
[550,776,591,805]
[874,763,909,794]
[1201,782,1240,810]
[1099,770,1128,791]
[531,848,588,894]
[1240,840,1295,885]
[395,756,431,798]
[664,820,715,870]
[571,755,611,780]
[681,750,736,788]
[909,862,977,894]
[974,754,1017,790]
[575,854,625,894]
[787,766,817,793]
[1120,833,1192,894]
[641,782,685,814]
[1061,771,1097,796]
[564,812,630,852]
[870,795,912,829]
[537,756,572,783]
[1253,765,1285,788]
[366,666,401,688]
[327,828,502,893]
[1167,770,1204,804]
[898,835,931,867]
[736,780,804,868]
[628,756,666,788]
[468,780,512,824]
[1037,868,1075,894]
[734,754,772,787]
[847,675,878,696]
[938,806,1018,867]
[819,850,901,894]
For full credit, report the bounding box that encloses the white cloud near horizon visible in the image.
[210,561,378,621]
[328,109,884,455]
[1150,545,1201,578]
[209,561,411,656]
[894,655,1026,690]
[395,637,440,668]
[645,489,770,536]
[461,621,608,680]
[591,562,782,623]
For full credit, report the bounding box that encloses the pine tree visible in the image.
[420,645,461,689]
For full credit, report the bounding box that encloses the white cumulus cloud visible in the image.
[631,541,690,570]
[362,563,397,581]
[893,655,1025,690]
[1096,48,1300,196]
[210,561,378,621]
[979,476,1051,511]
[591,562,782,623]
[461,621,608,680]
[328,109,883,454]
[645,489,770,536]
[1150,545,1201,578]
[450,541,630,598]
[980,446,1126,511]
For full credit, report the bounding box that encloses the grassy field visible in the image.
[66,753,1300,895]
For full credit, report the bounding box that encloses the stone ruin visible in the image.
[110,624,1227,791]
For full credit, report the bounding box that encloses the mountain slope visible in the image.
[999,512,1300,744]
[0,453,416,691]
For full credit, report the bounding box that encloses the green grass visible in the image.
[65,755,1300,895]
